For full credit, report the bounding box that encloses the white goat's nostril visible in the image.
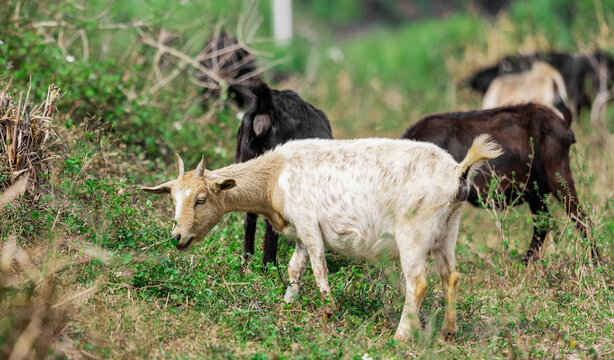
[175,236,194,251]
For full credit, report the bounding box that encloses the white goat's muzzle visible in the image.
[172,226,195,251]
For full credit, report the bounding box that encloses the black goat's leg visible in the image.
[524,199,549,264]
[262,220,279,265]
[243,212,258,261]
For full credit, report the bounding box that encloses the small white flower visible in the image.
[361,353,373,360]
[65,55,75,63]
[173,122,183,130]
[0,40,4,45]
[115,271,122,278]
[214,146,224,154]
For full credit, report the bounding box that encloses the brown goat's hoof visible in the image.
[442,329,456,342]
[591,249,604,266]
[522,251,538,266]
[318,304,334,320]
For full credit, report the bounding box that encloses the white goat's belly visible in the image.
[324,228,400,262]
[320,215,399,262]
[276,138,460,264]
[281,218,399,262]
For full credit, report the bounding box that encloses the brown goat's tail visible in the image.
[456,134,503,182]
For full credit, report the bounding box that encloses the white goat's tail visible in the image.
[456,134,503,181]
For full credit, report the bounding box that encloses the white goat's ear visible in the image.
[211,178,236,194]
[141,180,175,194]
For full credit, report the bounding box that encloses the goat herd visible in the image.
[143,49,612,341]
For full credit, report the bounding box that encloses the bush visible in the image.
[0,0,240,167]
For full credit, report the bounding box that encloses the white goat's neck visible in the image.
[211,152,288,231]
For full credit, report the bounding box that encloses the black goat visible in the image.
[402,102,598,262]
[236,82,333,264]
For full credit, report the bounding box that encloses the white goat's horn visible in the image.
[194,155,206,177]
[175,153,185,176]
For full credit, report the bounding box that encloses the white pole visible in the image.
[272,0,293,44]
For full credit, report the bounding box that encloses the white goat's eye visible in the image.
[196,198,206,205]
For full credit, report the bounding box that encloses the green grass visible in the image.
[2,0,614,358]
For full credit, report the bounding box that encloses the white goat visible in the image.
[142,136,502,341]
[482,61,568,118]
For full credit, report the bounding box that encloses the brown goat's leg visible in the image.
[547,168,600,261]
[243,212,258,261]
[562,193,600,261]
[525,199,550,264]
[262,220,279,265]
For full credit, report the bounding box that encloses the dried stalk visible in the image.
[136,27,225,85]
[1,83,61,194]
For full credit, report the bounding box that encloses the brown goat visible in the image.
[402,103,598,262]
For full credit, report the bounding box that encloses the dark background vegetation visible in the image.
[1,0,613,358]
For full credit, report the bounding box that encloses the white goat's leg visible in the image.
[434,210,461,340]
[305,244,329,296]
[284,240,309,303]
[296,224,330,297]
[394,222,429,341]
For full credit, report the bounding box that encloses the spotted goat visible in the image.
[142,136,502,340]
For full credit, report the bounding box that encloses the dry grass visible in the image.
[0,236,102,359]
[0,82,61,197]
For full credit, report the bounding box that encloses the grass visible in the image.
[1,0,614,358]
[57,206,614,358]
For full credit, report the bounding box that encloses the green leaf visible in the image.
[120,253,133,264]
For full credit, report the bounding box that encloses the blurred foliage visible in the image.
[0,0,241,169]
[334,15,481,95]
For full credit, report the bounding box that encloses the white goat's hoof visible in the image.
[393,329,409,342]
[284,288,296,303]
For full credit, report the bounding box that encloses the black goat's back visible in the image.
[236,83,333,163]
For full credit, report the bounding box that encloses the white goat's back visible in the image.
[274,138,462,262]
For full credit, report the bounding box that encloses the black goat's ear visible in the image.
[252,82,273,113]
[253,113,272,137]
